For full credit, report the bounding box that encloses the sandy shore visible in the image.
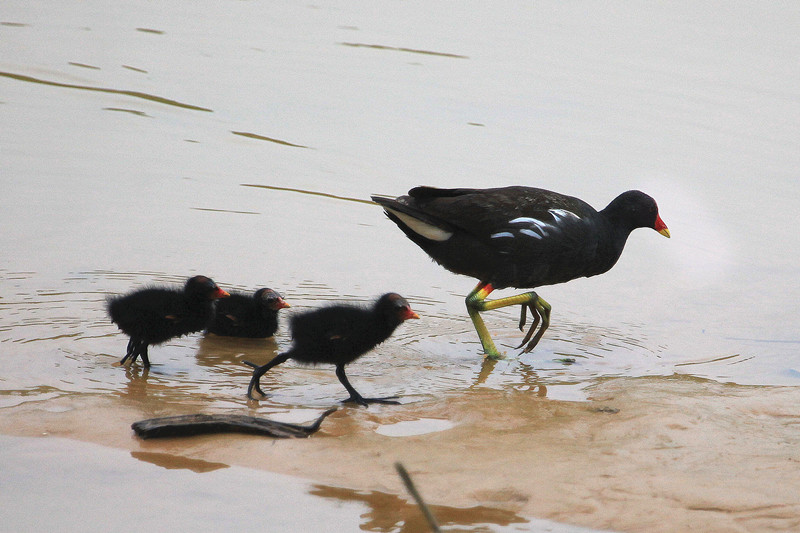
[2,375,798,532]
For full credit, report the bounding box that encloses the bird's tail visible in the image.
[371,195,454,243]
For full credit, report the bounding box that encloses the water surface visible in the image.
[2,1,799,531]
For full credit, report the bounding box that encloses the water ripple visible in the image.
[338,42,468,59]
[1,271,685,408]
[0,71,213,112]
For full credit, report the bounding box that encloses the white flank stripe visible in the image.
[510,217,552,231]
[548,208,580,221]
[509,217,539,225]
[519,228,544,239]
[509,216,553,237]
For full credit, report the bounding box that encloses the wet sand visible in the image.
[2,374,798,532]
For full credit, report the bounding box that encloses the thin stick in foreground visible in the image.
[395,462,441,533]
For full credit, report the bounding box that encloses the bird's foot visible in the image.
[118,354,149,367]
[342,395,400,407]
[516,297,551,353]
[247,381,267,400]
[243,360,268,400]
[119,352,136,366]
[514,303,541,351]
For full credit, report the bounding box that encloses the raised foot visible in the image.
[514,297,551,353]
[342,395,400,407]
[514,303,541,352]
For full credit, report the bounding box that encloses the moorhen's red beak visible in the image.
[403,308,420,320]
[276,298,291,310]
[213,288,230,299]
[654,214,670,238]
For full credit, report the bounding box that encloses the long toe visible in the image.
[246,371,266,400]
[365,397,401,405]
[522,335,543,353]
[515,304,541,349]
[520,297,551,353]
[342,395,400,406]
[244,361,264,399]
[247,378,265,400]
[521,318,549,353]
[246,382,260,400]
[342,395,368,407]
[518,304,528,331]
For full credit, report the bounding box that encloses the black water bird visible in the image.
[107,275,230,367]
[372,186,669,358]
[207,288,290,338]
[244,293,419,406]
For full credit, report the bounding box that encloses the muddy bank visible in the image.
[2,375,798,532]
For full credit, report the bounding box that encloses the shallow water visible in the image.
[5,434,605,533]
[2,1,800,531]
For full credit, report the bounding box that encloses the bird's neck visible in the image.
[595,211,635,273]
[185,294,215,311]
[368,313,401,342]
[599,204,638,244]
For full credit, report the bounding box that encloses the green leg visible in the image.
[466,282,502,359]
[465,282,552,358]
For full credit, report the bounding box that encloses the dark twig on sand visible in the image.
[132,408,337,439]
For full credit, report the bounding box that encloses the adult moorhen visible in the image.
[372,186,669,358]
[244,293,419,406]
[107,275,229,367]
[207,288,290,338]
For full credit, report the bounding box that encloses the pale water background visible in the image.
[1,1,799,531]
